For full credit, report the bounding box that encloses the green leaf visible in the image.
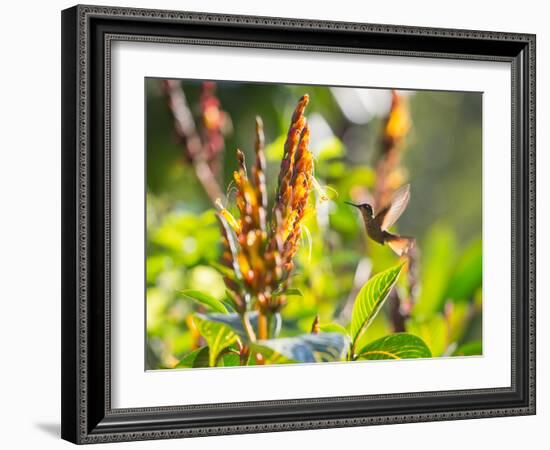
[252,333,350,364]
[248,346,293,365]
[444,238,482,302]
[273,287,303,297]
[220,298,236,313]
[193,314,238,366]
[215,214,244,282]
[180,289,228,314]
[354,311,392,351]
[219,351,241,367]
[350,263,404,344]
[203,312,282,339]
[413,224,457,318]
[453,341,482,357]
[406,315,448,357]
[319,323,350,337]
[445,301,471,344]
[177,346,242,368]
[209,261,242,284]
[356,333,431,360]
[175,346,210,368]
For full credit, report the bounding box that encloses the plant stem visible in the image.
[350,341,363,361]
[257,311,269,340]
[161,79,224,204]
[388,290,406,332]
[241,311,257,342]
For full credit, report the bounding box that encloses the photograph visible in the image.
[145,79,483,370]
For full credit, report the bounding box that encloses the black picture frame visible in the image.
[61,4,536,444]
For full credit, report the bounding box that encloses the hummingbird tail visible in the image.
[386,235,415,256]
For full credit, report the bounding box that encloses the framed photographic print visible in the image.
[61,4,536,444]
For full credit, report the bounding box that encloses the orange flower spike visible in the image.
[375,90,412,208]
[216,95,316,320]
[278,124,314,278]
[236,148,248,176]
[233,156,250,236]
[262,95,315,297]
[384,90,411,149]
[237,252,253,284]
[275,95,309,210]
[234,148,263,237]
[253,117,267,203]
[282,226,301,265]
[252,116,268,232]
[271,96,310,251]
[291,123,311,177]
[282,210,298,242]
[280,126,311,250]
[234,149,248,217]
[289,124,312,212]
[233,170,246,216]
[243,184,258,212]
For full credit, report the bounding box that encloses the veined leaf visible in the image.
[180,289,228,314]
[176,346,242,368]
[253,333,350,364]
[204,312,282,339]
[175,346,210,368]
[350,263,404,344]
[356,333,431,360]
[319,323,350,337]
[354,311,392,351]
[193,315,238,367]
[248,346,294,365]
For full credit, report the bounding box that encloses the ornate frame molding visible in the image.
[61,4,536,444]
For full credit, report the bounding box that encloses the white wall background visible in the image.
[0,0,545,448]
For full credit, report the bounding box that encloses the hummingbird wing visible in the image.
[375,184,411,231]
[385,233,415,256]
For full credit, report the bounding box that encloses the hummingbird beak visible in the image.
[344,201,360,208]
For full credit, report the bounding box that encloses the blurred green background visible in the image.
[146,79,482,369]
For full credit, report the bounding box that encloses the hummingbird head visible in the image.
[344,201,374,219]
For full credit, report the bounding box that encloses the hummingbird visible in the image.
[345,184,415,256]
